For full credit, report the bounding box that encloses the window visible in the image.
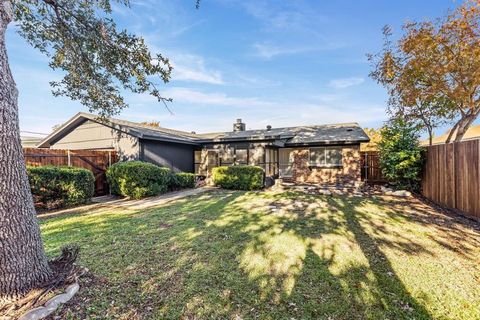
[194,150,202,174]
[235,149,248,165]
[221,148,234,165]
[309,147,343,167]
[249,147,263,165]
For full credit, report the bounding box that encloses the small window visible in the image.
[309,147,343,167]
[194,150,202,163]
[235,149,248,165]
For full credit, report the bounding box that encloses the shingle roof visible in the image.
[194,123,370,145]
[37,112,370,147]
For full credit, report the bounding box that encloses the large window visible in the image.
[235,149,248,165]
[309,147,343,167]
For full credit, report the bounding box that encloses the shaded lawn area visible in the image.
[41,190,480,320]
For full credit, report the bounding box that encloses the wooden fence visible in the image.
[360,151,386,184]
[422,140,480,219]
[23,148,118,196]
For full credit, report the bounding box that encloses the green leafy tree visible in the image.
[0,0,183,305]
[378,119,424,191]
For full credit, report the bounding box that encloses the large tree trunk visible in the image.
[0,1,53,303]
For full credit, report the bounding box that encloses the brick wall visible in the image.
[291,145,361,186]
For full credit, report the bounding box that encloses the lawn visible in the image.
[41,190,480,320]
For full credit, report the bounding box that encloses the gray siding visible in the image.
[140,139,195,173]
[49,119,140,160]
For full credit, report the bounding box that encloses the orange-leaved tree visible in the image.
[369,0,480,143]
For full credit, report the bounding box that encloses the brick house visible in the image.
[38,113,370,186]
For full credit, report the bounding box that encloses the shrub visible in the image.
[27,166,95,209]
[170,172,196,189]
[378,119,424,192]
[212,165,264,191]
[106,161,171,199]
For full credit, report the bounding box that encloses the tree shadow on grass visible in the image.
[328,197,432,319]
[42,190,447,319]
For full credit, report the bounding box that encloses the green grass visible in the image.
[40,190,480,320]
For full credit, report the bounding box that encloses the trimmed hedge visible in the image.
[27,166,95,209]
[106,161,171,199]
[170,172,196,189]
[212,165,264,190]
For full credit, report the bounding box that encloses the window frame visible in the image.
[234,148,248,165]
[309,147,343,167]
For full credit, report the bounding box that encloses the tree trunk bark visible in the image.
[427,126,433,146]
[0,1,53,303]
[453,112,478,142]
[445,121,459,144]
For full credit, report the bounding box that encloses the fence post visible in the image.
[67,149,71,166]
[364,152,368,183]
[108,151,112,196]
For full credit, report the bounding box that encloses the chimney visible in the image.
[233,119,246,132]
[266,125,272,131]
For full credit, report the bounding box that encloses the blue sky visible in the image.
[7,0,463,136]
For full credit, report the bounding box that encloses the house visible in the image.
[21,135,44,147]
[421,124,480,146]
[37,112,370,186]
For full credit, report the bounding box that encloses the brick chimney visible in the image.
[233,119,246,132]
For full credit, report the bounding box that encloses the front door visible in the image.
[279,148,294,178]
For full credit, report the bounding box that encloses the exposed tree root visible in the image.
[0,245,86,319]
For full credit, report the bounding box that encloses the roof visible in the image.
[421,124,480,146]
[21,136,43,147]
[37,112,370,147]
[37,112,200,147]
[195,123,370,145]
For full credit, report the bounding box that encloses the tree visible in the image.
[140,121,161,128]
[360,127,381,151]
[377,119,424,192]
[0,0,174,306]
[390,98,454,146]
[369,1,480,143]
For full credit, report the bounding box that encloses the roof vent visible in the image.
[346,128,353,132]
[266,125,272,131]
[191,131,196,134]
[233,119,246,132]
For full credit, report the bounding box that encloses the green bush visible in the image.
[170,172,196,189]
[378,119,425,192]
[27,166,95,209]
[212,165,264,191]
[106,161,171,199]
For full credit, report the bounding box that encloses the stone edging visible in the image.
[18,283,79,320]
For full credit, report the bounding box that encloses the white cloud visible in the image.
[162,87,274,107]
[252,43,315,59]
[252,41,347,60]
[328,77,365,89]
[171,54,224,85]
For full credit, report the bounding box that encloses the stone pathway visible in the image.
[39,187,216,219]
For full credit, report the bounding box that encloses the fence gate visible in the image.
[23,148,118,196]
[360,151,385,184]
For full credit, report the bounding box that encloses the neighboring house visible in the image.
[422,124,480,146]
[21,136,44,147]
[37,112,370,185]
